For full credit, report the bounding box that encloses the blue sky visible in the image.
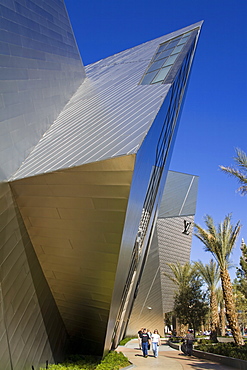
[65,0,247,278]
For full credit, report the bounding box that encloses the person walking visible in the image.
[139,328,150,357]
[185,329,194,356]
[138,328,143,349]
[147,329,152,350]
[151,329,161,358]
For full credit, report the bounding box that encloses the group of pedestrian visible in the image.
[138,328,161,358]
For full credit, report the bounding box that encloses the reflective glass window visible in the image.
[152,66,171,84]
[171,44,184,55]
[166,38,180,50]
[141,70,159,84]
[157,43,169,53]
[147,58,168,73]
[154,48,172,61]
[140,31,194,85]
[163,53,178,67]
[177,36,189,45]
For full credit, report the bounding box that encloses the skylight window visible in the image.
[140,31,193,85]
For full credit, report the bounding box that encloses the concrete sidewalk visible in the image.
[116,339,236,370]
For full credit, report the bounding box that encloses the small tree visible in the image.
[233,282,247,335]
[173,276,209,335]
[235,239,247,300]
[164,262,197,335]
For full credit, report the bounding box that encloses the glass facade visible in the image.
[140,31,194,85]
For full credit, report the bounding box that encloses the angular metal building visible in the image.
[126,171,199,336]
[0,0,202,367]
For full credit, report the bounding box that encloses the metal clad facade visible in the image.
[11,21,202,180]
[0,0,202,365]
[126,171,198,336]
[0,0,85,181]
[10,155,135,355]
[0,182,68,369]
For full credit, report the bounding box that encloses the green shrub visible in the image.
[40,355,100,370]
[119,337,136,346]
[194,342,247,361]
[40,351,130,370]
[95,351,130,370]
[198,338,214,345]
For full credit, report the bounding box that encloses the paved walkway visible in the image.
[116,339,236,370]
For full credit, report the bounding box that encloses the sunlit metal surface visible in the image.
[126,171,198,336]
[11,21,202,181]
[10,155,135,354]
[0,0,85,182]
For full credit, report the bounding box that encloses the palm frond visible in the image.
[194,259,220,290]
[194,215,241,270]
[220,148,247,195]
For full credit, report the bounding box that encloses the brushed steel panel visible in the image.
[0,182,68,369]
[158,215,195,313]
[158,171,199,217]
[126,171,198,335]
[0,0,85,181]
[12,22,203,181]
[11,155,135,351]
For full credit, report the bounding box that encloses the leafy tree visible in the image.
[164,262,197,335]
[173,276,208,334]
[220,148,247,195]
[235,239,247,300]
[194,214,244,345]
[164,311,173,332]
[194,259,220,342]
[233,281,247,336]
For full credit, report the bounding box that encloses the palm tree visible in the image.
[220,148,247,195]
[216,287,226,337]
[194,259,220,342]
[194,214,244,345]
[165,261,197,290]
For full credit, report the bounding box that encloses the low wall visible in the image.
[168,341,180,350]
[168,340,247,369]
[193,349,247,370]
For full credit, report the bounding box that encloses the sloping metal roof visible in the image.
[11,21,203,181]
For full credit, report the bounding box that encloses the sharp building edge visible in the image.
[0,0,202,367]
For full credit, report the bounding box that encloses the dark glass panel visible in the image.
[166,38,180,50]
[171,44,184,55]
[177,36,189,45]
[141,70,159,84]
[157,43,169,53]
[154,48,172,61]
[147,58,168,73]
[163,53,178,67]
[151,65,171,84]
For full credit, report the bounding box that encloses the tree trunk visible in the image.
[219,303,226,336]
[210,289,218,342]
[221,268,244,345]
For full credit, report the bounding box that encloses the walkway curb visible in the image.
[193,349,247,370]
[168,339,247,369]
